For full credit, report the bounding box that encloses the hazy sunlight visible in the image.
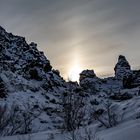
[68,65,82,82]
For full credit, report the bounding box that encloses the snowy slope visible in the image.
[0,26,69,134]
[1,119,140,140]
[95,119,140,140]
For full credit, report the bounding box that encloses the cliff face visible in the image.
[0,26,68,133]
[0,26,52,78]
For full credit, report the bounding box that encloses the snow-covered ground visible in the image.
[95,119,140,140]
[0,119,140,140]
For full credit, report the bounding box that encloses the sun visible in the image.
[68,65,82,82]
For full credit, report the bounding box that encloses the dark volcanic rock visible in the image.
[131,70,140,88]
[0,26,68,133]
[80,70,97,81]
[0,26,52,78]
[80,70,102,94]
[114,55,132,80]
[0,77,7,98]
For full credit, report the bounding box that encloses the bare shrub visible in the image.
[92,100,120,128]
[0,101,42,136]
[66,127,97,140]
[20,102,42,134]
[59,90,85,132]
[47,133,54,140]
[17,134,32,140]
[0,104,23,136]
[0,105,11,135]
[83,128,94,140]
[68,130,79,140]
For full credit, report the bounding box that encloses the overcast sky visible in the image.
[0,0,140,79]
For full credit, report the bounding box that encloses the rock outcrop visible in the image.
[80,70,102,94]
[0,26,67,133]
[80,55,140,92]
[114,55,132,80]
[0,27,52,80]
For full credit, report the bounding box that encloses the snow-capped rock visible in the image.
[131,70,140,88]
[79,55,140,102]
[114,55,132,80]
[80,70,102,94]
[0,26,68,134]
[80,70,97,80]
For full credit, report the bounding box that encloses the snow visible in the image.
[95,119,140,140]
[1,119,140,140]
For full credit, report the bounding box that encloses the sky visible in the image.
[0,0,140,80]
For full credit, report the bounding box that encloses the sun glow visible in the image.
[68,65,82,82]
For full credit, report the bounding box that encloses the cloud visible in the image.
[0,0,140,78]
